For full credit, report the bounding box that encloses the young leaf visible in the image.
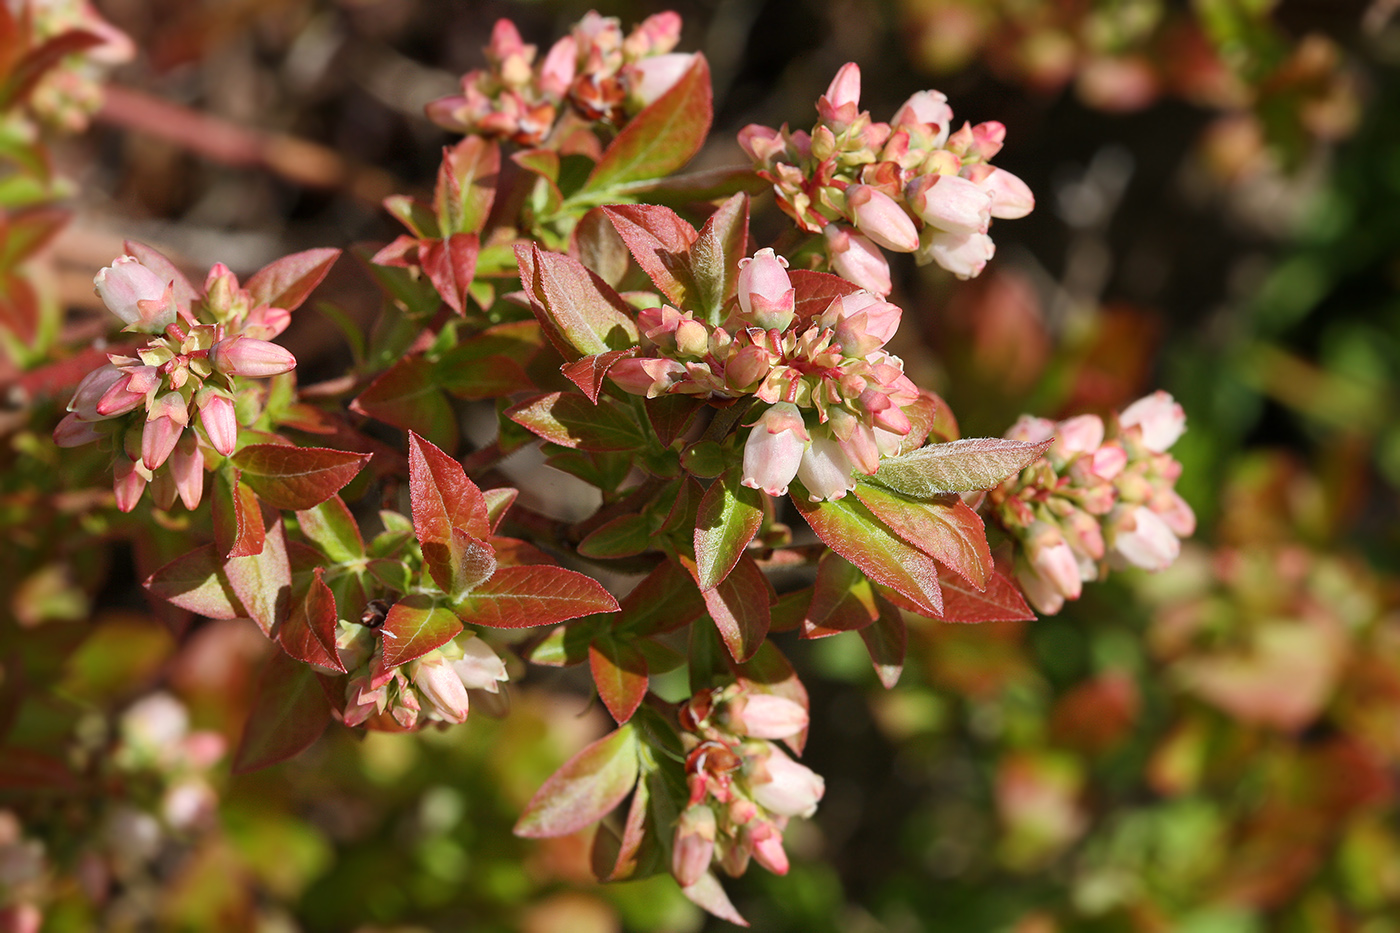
[590,637,649,724]
[860,592,907,688]
[937,568,1036,624]
[420,232,480,316]
[594,770,651,881]
[277,568,344,673]
[601,203,698,306]
[561,348,638,404]
[853,485,993,590]
[583,54,712,194]
[423,525,497,599]
[693,467,762,590]
[245,248,341,311]
[700,553,772,663]
[516,244,639,361]
[482,487,518,533]
[295,496,365,564]
[436,135,499,235]
[453,565,619,628]
[681,872,748,928]
[578,513,652,559]
[350,355,458,453]
[687,193,749,320]
[802,552,878,638]
[617,558,707,637]
[144,545,245,620]
[407,431,490,541]
[868,437,1052,499]
[379,593,463,668]
[232,445,373,511]
[224,505,293,636]
[213,471,265,559]
[792,492,944,618]
[232,648,331,774]
[515,724,640,838]
[506,391,646,451]
[790,269,863,324]
[573,207,632,287]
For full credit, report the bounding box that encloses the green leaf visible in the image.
[232,445,373,512]
[506,391,646,451]
[514,724,640,838]
[379,594,463,668]
[583,54,712,194]
[435,136,499,236]
[693,468,763,590]
[687,193,749,321]
[853,485,993,590]
[578,513,652,559]
[868,437,1051,499]
[295,496,365,564]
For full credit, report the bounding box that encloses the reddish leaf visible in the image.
[601,203,697,306]
[144,545,245,620]
[0,207,67,269]
[422,525,497,599]
[681,872,748,928]
[506,392,646,451]
[578,513,651,560]
[617,165,766,208]
[618,559,707,636]
[688,193,749,319]
[232,445,372,512]
[245,247,341,311]
[420,232,479,315]
[212,471,264,559]
[407,431,490,541]
[694,468,762,590]
[0,748,78,792]
[516,244,639,361]
[561,348,638,403]
[351,355,458,453]
[853,485,993,590]
[573,207,632,286]
[436,136,499,235]
[870,437,1052,499]
[860,593,907,688]
[515,724,640,838]
[232,648,331,773]
[645,395,705,447]
[224,506,293,636]
[379,594,463,669]
[590,638,649,724]
[793,492,944,618]
[700,553,772,662]
[383,194,439,239]
[277,569,344,672]
[0,271,37,342]
[802,552,878,638]
[123,240,199,311]
[454,565,619,628]
[790,269,863,324]
[937,569,1036,624]
[593,772,650,881]
[584,54,712,193]
[482,487,518,533]
[0,29,104,111]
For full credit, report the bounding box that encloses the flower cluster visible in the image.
[671,684,824,887]
[15,0,134,133]
[426,12,694,145]
[339,620,509,730]
[740,63,1034,291]
[53,254,298,512]
[990,391,1195,614]
[609,248,923,500]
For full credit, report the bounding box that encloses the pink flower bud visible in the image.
[1088,442,1127,480]
[1026,522,1082,601]
[95,367,153,418]
[1119,391,1186,452]
[741,402,809,497]
[1015,558,1065,615]
[907,174,992,235]
[168,431,205,510]
[675,319,709,357]
[1155,490,1196,537]
[627,52,695,108]
[198,392,238,457]
[608,357,686,397]
[826,290,902,356]
[142,407,185,472]
[487,18,529,64]
[892,90,952,139]
[846,184,919,253]
[731,693,809,740]
[625,11,682,57]
[452,635,509,693]
[411,653,471,724]
[53,413,105,448]
[919,229,995,279]
[824,224,892,296]
[969,121,1007,160]
[750,746,825,819]
[209,336,296,378]
[737,123,787,166]
[94,256,174,332]
[737,248,796,331]
[746,820,790,875]
[671,804,716,887]
[824,62,861,112]
[827,407,881,475]
[725,344,774,393]
[1055,414,1104,454]
[1061,508,1105,563]
[1006,414,1056,445]
[796,435,858,501]
[1109,505,1180,571]
[962,164,1035,219]
[539,36,577,99]
[241,305,292,340]
[69,364,125,420]
[113,453,147,513]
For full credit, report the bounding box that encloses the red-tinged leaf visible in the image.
[422,525,497,599]
[295,496,365,563]
[483,487,518,533]
[594,772,650,881]
[143,545,245,620]
[659,477,704,536]
[0,207,66,269]
[407,431,490,541]
[688,193,749,319]
[694,468,763,590]
[436,136,499,235]
[512,147,560,182]
[791,269,863,324]
[618,559,707,636]
[277,569,344,672]
[793,492,944,618]
[860,592,907,688]
[379,593,463,668]
[601,203,698,306]
[436,320,545,391]
[420,232,479,315]
[853,485,993,590]
[122,240,199,311]
[645,395,705,448]
[437,353,534,399]
[937,569,1035,624]
[578,513,651,559]
[212,471,265,559]
[527,617,609,667]
[224,506,293,636]
[454,565,619,628]
[770,588,812,634]
[232,445,372,512]
[584,54,712,193]
[0,271,37,342]
[681,872,748,928]
[0,29,104,111]
[734,640,810,755]
[802,552,878,638]
[232,647,331,773]
[612,165,766,208]
[506,391,646,451]
[590,638,649,724]
[573,207,631,287]
[490,536,555,567]
[0,748,78,792]
[516,244,639,361]
[515,724,640,838]
[383,194,439,239]
[562,348,639,403]
[869,437,1052,499]
[350,355,458,452]
[245,247,341,312]
[701,553,772,662]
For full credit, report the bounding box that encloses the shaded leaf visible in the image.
[590,638,649,724]
[224,506,293,636]
[350,354,458,452]
[802,552,878,638]
[232,648,330,773]
[860,592,907,688]
[436,136,499,235]
[688,193,748,320]
[700,553,772,662]
[601,203,697,305]
[645,394,705,448]
[506,391,646,451]
[143,545,244,620]
[420,232,480,316]
[277,569,344,672]
[515,724,640,838]
[295,496,364,564]
[618,558,707,636]
[516,244,639,361]
[578,513,651,559]
[561,348,638,403]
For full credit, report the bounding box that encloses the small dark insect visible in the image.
[361,599,393,629]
